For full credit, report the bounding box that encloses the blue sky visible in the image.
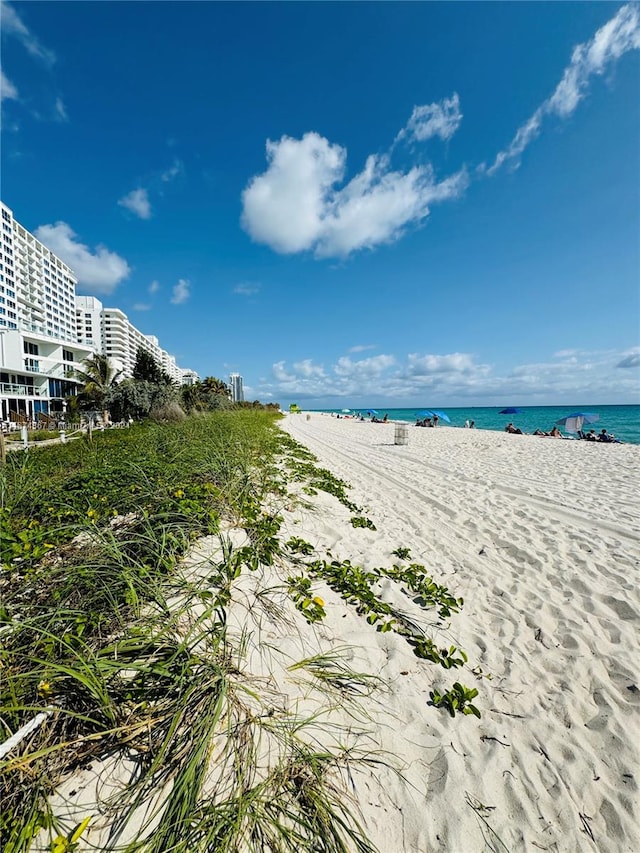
[1,1,639,408]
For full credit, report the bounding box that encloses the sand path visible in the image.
[280,415,640,852]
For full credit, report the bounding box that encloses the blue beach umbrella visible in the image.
[499,407,524,415]
[428,409,451,423]
[555,411,599,434]
[366,409,378,416]
[418,409,451,423]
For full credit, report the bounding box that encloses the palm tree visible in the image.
[200,376,231,397]
[75,353,123,422]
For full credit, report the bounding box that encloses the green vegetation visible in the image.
[430,684,481,718]
[1,409,479,851]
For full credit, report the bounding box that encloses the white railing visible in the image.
[0,382,44,396]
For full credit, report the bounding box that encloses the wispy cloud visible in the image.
[34,222,130,294]
[132,303,151,312]
[1,1,63,121]
[118,159,184,218]
[161,159,183,182]
[488,3,640,175]
[118,188,152,220]
[396,93,463,143]
[1,1,56,65]
[1,70,18,102]
[54,96,68,122]
[349,344,376,353]
[233,282,260,296]
[148,280,160,294]
[242,131,467,259]
[170,278,190,305]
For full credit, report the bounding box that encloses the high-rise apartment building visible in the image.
[1,202,94,424]
[75,296,196,383]
[1,201,198,425]
[229,373,244,403]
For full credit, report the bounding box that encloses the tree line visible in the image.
[67,347,279,423]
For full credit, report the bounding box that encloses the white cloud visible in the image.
[242,132,467,259]
[161,159,183,182]
[148,280,160,294]
[170,278,190,305]
[349,344,376,353]
[617,347,640,368]
[233,282,260,296]
[293,359,326,378]
[334,354,396,378]
[407,352,479,375]
[118,188,152,219]
[118,160,183,218]
[34,222,130,294]
[1,70,18,101]
[398,93,463,143]
[54,97,68,121]
[132,303,151,311]
[258,346,639,406]
[1,1,56,65]
[489,3,640,174]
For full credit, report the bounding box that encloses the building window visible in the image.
[24,342,39,355]
[63,349,74,362]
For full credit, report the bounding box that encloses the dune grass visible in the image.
[1,412,385,852]
[1,410,476,851]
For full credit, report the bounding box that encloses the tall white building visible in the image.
[1,200,198,425]
[75,296,196,383]
[1,202,94,424]
[229,372,244,403]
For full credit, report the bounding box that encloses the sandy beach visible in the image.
[272,413,640,852]
[36,413,640,852]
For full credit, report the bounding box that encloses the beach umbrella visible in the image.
[428,409,451,423]
[366,409,378,416]
[499,407,524,415]
[555,411,599,434]
[341,408,351,413]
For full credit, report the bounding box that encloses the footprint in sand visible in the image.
[600,594,637,621]
[425,748,448,796]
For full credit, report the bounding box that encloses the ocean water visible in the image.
[313,405,640,445]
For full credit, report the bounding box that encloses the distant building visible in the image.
[229,372,244,403]
[1,201,94,423]
[181,369,199,386]
[75,296,197,383]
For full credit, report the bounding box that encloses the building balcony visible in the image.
[0,382,43,397]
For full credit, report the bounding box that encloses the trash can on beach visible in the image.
[394,423,409,445]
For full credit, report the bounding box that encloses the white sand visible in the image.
[38,414,640,852]
[274,414,640,852]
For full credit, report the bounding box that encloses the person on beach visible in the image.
[535,425,562,437]
[432,414,439,427]
[383,413,388,423]
[470,420,475,428]
[505,422,523,434]
[464,419,470,428]
[598,429,617,443]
